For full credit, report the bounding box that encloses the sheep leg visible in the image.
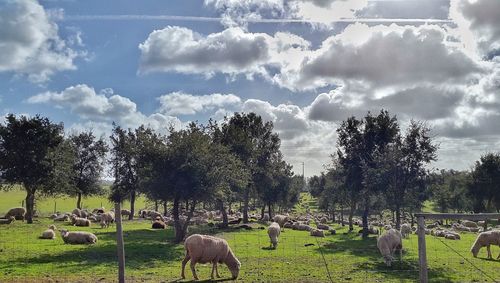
[181,254,190,279]
[211,262,216,279]
[190,261,198,280]
[215,264,221,278]
[487,245,492,259]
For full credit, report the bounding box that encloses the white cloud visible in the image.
[0,0,81,82]
[157,92,242,115]
[27,84,182,133]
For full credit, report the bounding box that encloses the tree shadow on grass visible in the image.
[168,277,235,283]
[1,228,184,274]
[313,233,455,282]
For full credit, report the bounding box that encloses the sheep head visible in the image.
[225,252,241,279]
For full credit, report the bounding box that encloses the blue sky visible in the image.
[1,0,500,176]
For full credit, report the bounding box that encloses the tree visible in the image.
[67,131,108,209]
[0,114,65,223]
[468,153,500,212]
[219,113,279,223]
[430,170,471,213]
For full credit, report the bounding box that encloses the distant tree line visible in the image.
[0,113,301,241]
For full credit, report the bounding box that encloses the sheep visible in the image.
[54,214,70,222]
[149,211,164,221]
[60,229,98,245]
[100,211,115,228]
[317,223,330,231]
[181,234,241,280]
[463,220,478,228]
[319,217,328,224]
[377,229,403,266]
[283,221,294,229]
[152,220,166,229]
[444,233,460,240]
[310,229,325,237]
[120,209,131,218]
[400,223,412,239]
[273,215,289,228]
[4,207,26,221]
[267,222,281,249]
[92,207,105,214]
[384,224,393,231]
[470,230,500,259]
[40,225,57,239]
[72,208,82,217]
[0,216,15,225]
[70,215,91,227]
[80,210,89,218]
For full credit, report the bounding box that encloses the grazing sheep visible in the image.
[40,225,57,239]
[152,220,166,229]
[71,215,91,227]
[377,229,403,266]
[4,207,26,221]
[400,224,412,239]
[273,215,289,228]
[267,222,281,249]
[181,234,241,280]
[470,230,500,259]
[310,229,325,237]
[0,216,15,225]
[100,211,115,228]
[120,209,131,218]
[72,208,82,217]
[60,229,98,245]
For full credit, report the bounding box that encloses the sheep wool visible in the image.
[400,224,412,239]
[4,207,26,221]
[377,229,403,266]
[273,215,289,228]
[267,222,281,249]
[60,230,98,245]
[471,230,500,259]
[310,229,325,237]
[40,225,57,239]
[0,216,15,225]
[181,234,241,281]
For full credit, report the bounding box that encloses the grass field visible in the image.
[0,189,499,282]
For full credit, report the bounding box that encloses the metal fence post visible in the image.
[417,215,428,283]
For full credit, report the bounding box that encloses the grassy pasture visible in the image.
[0,190,499,282]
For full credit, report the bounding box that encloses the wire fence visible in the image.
[0,221,498,282]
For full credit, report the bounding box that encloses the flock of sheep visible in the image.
[1,206,500,281]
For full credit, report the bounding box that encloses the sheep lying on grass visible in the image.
[54,214,70,222]
[400,223,412,239]
[267,222,281,249]
[273,215,289,229]
[0,216,15,225]
[310,229,325,237]
[377,229,403,266]
[4,207,26,221]
[152,220,166,229]
[71,215,91,227]
[60,229,98,245]
[181,234,240,280]
[40,225,57,239]
[471,230,500,259]
[317,223,330,231]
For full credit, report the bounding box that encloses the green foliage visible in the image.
[430,170,471,213]
[468,152,500,212]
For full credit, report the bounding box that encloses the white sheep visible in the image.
[100,211,115,228]
[471,230,500,259]
[181,234,241,280]
[4,207,26,221]
[71,215,91,227]
[463,220,478,228]
[377,229,403,266]
[400,223,412,239]
[54,214,70,222]
[60,229,98,245]
[310,229,325,237]
[72,208,82,217]
[273,215,289,229]
[267,222,281,249]
[149,211,164,221]
[40,225,57,239]
[317,223,330,231]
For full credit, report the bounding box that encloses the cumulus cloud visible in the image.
[0,0,81,82]
[451,0,500,59]
[157,92,242,115]
[27,84,182,133]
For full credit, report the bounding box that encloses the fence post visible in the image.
[417,215,428,283]
[115,202,126,283]
[54,201,57,214]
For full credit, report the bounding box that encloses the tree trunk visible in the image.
[260,205,265,220]
[362,206,369,239]
[76,192,82,209]
[129,190,136,220]
[395,205,401,230]
[348,203,355,231]
[242,186,250,223]
[410,212,415,227]
[25,188,35,224]
[340,204,344,226]
[173,197,184,243]
[331,209,336,222]
[114,202,126,283]
[163,201,168,216]
[155,200,159,212]
[267,203,273,220]
[217,199,228,228]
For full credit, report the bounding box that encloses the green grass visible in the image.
[0,187,149,216]
[0,189,499,282]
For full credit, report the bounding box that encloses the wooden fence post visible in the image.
[115,202,126,283]
[417,215,428,283]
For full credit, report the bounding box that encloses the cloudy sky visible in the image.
[1,0,499,176]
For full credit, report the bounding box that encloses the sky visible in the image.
[0,0,499,177]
